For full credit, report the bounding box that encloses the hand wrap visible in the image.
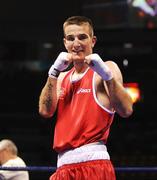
[85,54,113,81]
[48,52,70,78]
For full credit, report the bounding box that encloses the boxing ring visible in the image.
[1,165,157,180]
[1,166,157,172]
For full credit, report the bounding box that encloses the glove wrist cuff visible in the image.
[48,67,60,78]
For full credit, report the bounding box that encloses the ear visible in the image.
[92,36,97,48]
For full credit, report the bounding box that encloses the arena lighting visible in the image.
[124,82,141,103]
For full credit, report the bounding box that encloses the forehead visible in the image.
[64,24,91,36]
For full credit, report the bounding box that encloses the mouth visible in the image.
[72,50,83,55]
[71,51,85,62]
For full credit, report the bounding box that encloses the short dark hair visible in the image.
[63,16,94,37]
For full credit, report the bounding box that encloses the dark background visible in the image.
[0,0,157,179]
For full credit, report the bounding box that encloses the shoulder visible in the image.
[104,60,119,70]
[56,70,71,93]
[16,157,27,166]
[105,60,123,83]
[58,70,71,82]
[2,157,26,167]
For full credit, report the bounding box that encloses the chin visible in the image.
[72,53,85,61]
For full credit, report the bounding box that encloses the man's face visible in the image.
[63,23,96,62]
[0,149,5,165]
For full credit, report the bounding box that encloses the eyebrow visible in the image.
[65,33,88,36]
[65,33,90,38]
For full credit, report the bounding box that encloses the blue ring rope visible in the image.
[0,166,157,172]
[0,166,56,172]
[115,167,157,172]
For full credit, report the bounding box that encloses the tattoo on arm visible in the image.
[42,82,54,112]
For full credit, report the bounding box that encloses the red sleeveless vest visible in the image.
[53,68,114,152]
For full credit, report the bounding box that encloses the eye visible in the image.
[65,35,75,41]
[78,34,89,40]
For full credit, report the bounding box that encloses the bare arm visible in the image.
[105,61,133,118]
[39,77,58,118]
[39,52,72,118]
[85,53,133,118]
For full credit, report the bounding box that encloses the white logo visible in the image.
[77,88,91,94]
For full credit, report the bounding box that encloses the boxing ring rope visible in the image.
[1,166,157,172]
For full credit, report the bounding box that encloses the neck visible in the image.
[71,64,89,82]
[2,154,17,165]
[73,61,88,74]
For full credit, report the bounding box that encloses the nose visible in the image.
[73,37,81,47]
